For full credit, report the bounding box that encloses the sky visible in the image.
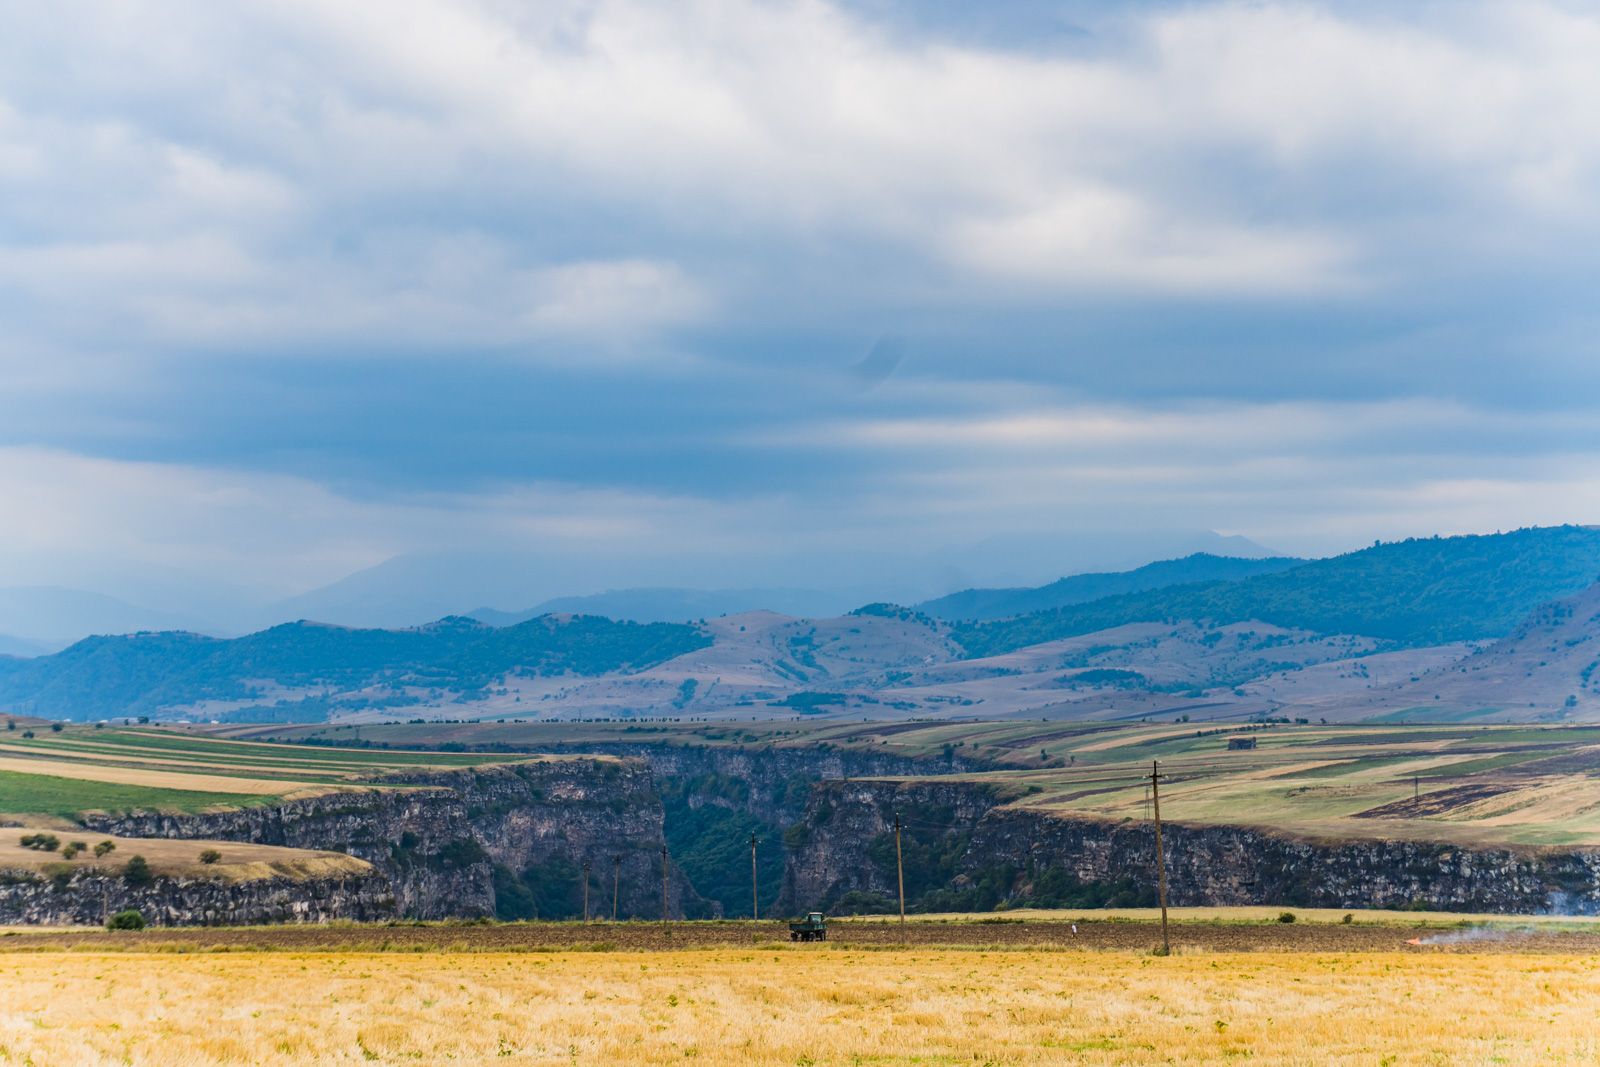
[4,0,1600,626]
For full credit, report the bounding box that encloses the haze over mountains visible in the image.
[6,525,1600,727]
[0,529,1278,649]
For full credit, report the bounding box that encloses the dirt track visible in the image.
[3,918,1597,954]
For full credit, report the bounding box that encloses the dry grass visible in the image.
[0,827,371,883]
[0,755,325,796]
[0,948,1595,1065]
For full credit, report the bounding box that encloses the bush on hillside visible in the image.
[122,854,153,887]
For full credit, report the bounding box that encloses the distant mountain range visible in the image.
[919,553,1306,621]
[5,525,1600,725]
[953,526,1600,657]
[470,588,858,627]
[0,614,709,721]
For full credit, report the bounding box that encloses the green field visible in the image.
[0,768,275,819]
[0,725,560,819]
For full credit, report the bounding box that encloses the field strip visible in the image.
[140,731,516,763]
[0,743,373,780]
[0,755,335,795]
[55,734,490,765]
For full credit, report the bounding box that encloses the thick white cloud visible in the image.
[6,0,1600,357]
[2,1,1600,609]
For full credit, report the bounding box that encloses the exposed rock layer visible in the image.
[83,759,699,921]
[0,868,394,925]
[782,778,1600,914]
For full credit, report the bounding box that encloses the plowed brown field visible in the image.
[4,917,1597,954]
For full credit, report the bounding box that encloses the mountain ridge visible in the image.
[919,553,1307,621]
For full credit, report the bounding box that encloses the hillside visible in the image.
[0,615,710,721]
[955,527,1600,657]
[920,553,1305,621]
[1325,579,1600,722]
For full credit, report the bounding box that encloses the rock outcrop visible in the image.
[83,758,700,920]
[782,778,1600,914]
[0,866,394,925]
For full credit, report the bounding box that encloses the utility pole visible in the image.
[613,855,621,921]
[1414,775,1419,801]
[894,811,906,931]
[750,832,759,921]
[582,861,591,922]
[660,845,670,927]
[1149,760,1170,956]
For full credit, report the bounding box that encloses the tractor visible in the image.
[788,912,827,942]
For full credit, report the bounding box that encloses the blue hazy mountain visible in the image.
[920,553,1306,621]
[472,588,856,626]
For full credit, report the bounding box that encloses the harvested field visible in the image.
[0,946,1596,1065]
[3,915,1599,954]
[0,827,371,882]
[0,754,327,795]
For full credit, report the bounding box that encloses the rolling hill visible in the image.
[919,553,1306,621]
[954,526,1600,657]
[0,615,710,721]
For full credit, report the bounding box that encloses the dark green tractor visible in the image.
[788,912,827,942]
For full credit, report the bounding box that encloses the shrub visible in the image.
[93,840,117,858]
[107,909,146,931]
[60,841,85,860]
[19,833,61,852]
[20,730,33,739]
[1341,913,1354,925]
[198,849,222,865]
[48,722,62,733]
[123,854,154,887]
[1277,911,1296,924]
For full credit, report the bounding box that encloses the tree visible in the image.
[107,909,146,931]
[93,840,117,858]
[123,854,153,887]
[198,849,221,865]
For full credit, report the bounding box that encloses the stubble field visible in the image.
[1,944,1597,1065]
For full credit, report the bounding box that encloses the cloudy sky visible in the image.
[4,0,1600,619]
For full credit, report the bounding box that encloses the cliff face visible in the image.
[0,867,394,925]
[783,778,1600,915]
[538,742,985,824]
[85,784,494,919]
[84,758,698,920]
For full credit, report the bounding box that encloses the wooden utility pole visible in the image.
[894,811,906,929]
[1149,760,1170,956]
[660,846,670,927]
[613,855,621,921]
[750,832,759,920]
[582,861,591,922]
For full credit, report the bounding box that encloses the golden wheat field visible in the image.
[0,947,1597,1066]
